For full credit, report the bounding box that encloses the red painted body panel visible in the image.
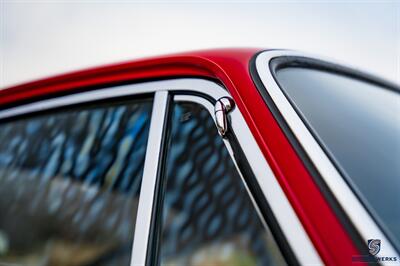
[1,49,362,265]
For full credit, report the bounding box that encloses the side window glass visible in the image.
[275,67,400,243]
[0,98,153,266]
[159,101,286,265]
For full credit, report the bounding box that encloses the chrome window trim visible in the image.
[0,78,322,265]
[131,91,168,266]
[255,50,400,259]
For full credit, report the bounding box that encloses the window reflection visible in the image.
[159,102,286,266]
[0,100,152,266]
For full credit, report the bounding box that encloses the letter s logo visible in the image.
[368,239,381,256]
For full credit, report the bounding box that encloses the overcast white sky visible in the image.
[1,1,399,88]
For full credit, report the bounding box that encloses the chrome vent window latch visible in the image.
[214,97,235,137]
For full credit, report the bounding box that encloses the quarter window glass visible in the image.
[159,102,285,266]
[275,67,400,246]
[0,98,153,266]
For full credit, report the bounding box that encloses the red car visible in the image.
[0,49,398,265]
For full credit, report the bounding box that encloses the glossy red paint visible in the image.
[1,49,363,264]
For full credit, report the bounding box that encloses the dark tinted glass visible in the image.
[0,99,152,266]
[159,102,285,266]
[275,67,400,245]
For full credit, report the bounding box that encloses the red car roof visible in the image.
[0,48,364,264]
[0,48,261,107]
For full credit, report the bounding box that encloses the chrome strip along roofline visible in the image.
[0,78,322,265]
